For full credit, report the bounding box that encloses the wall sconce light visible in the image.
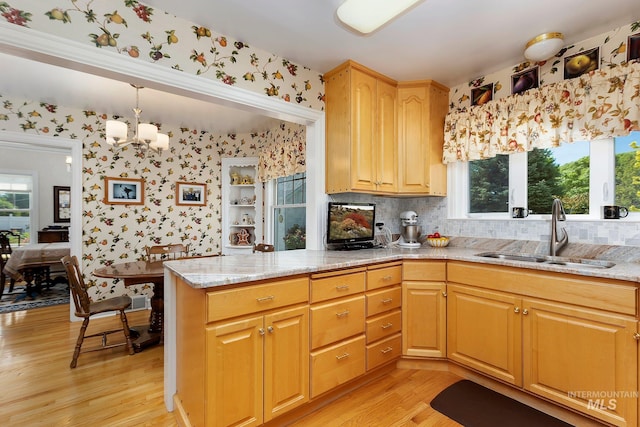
[336,0,424,35]
[65,155,72,172]
[524,32,564,62]
[105,85,169,156]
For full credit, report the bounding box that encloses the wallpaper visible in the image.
[0,92,305,300]
[448,21,640,111]
[0,0,325,111]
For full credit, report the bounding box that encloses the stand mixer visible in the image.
[397,211,422,248]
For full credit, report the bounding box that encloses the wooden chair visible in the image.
[61,255,134,368]
[253,243,275,253]
[145,244,190,261]
[0,230,19,299]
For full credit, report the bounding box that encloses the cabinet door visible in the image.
[402,281,447,358]
[397,83,448,195]
[397,85,429,194]
[263,306,309,422]
[350,68,377,192]
[447,284,522,386]
[206,316,264,427]
[375,79,397,193]
[523,298,638,427]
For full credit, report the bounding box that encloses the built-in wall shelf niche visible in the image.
[221,157,262,255]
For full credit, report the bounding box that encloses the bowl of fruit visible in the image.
[426,232,449,248]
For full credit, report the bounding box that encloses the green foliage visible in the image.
[528,148,564,214]
[559,156,590,214]
[469,155,509,212]
[615,151,640,211]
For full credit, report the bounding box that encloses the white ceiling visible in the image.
[2,0,640,134]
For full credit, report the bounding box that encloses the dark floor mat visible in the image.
[430,380,574,427]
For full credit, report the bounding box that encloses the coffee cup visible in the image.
[603,205,629,219]
[512,207,529,218]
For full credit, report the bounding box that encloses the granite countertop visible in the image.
[164,237,640,289]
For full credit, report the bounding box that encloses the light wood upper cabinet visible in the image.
[325,61,397,194]
[397,81,449,195]
[324,60,449,196]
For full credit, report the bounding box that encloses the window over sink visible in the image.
[451,131,640,220]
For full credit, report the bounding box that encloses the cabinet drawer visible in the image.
[366,309,401,344]
[206,276,309,323]
[310,295,365,349]
[310,335,366,398]
[366,286,401,317]
[367,264,402,290]
[367,333,402,371]
[310,271,365,303]
[402,260,446,281]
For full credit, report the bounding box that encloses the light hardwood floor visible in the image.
[0,304,462,426]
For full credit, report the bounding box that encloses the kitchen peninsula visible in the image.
[163,241,640,427]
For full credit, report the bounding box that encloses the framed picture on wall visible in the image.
[628,33,640,62]
[511,67,539,95]
[471,83,493,106]
[564,47,599,79]
[53,186,71,223]
[176,181,207,206]
[104,177,145,205]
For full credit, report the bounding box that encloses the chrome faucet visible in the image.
[549,198,568,256]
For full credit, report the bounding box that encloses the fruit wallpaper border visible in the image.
[0,0,325,111]
[0,91,305,301]
[449,21,640,111]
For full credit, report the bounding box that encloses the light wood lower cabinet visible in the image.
[403,282,447,358]
[523,298,637,427]
[206,305,309,426]
[402,261,447,358]
[447,262,638,427]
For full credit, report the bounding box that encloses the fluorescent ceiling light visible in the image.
[337,0,424,35]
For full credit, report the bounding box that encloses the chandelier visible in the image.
[105,84,169,156]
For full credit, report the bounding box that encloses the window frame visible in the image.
[264,172,307,250]
[449,138,638,221]
[0,169,38,242]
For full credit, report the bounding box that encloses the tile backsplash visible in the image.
[329,194,640,247]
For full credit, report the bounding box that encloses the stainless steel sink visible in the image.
[475,252,616,269]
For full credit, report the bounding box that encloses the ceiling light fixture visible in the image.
[105,84,169,156]
[336,0,424,35]
[524,32,564,62]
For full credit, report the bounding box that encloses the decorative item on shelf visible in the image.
[105,84,169,157]
[241,213,251,224]
[229,232,239,245]
[241,175,253,185]
[230,172,240,185]
[524,32,564,62]
[236,228,251,246]
[240,196,251,205]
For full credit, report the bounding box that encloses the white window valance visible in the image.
[443,61,640,163]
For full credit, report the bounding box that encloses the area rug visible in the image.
[0,281,69,313]
[430,380,574,427]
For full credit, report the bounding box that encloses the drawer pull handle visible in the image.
[514,307,520,313]
[335,353,350,360]
[381,323,393,329]
[380,347,393,354]
[382,275,393,281]
[256,295,275,303]
[336,310,350,318]
[336,285,350,291]
[381,298,393,304]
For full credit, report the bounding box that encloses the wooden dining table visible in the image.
[93,260,165,352]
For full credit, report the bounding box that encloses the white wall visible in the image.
[0,145,72,231]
